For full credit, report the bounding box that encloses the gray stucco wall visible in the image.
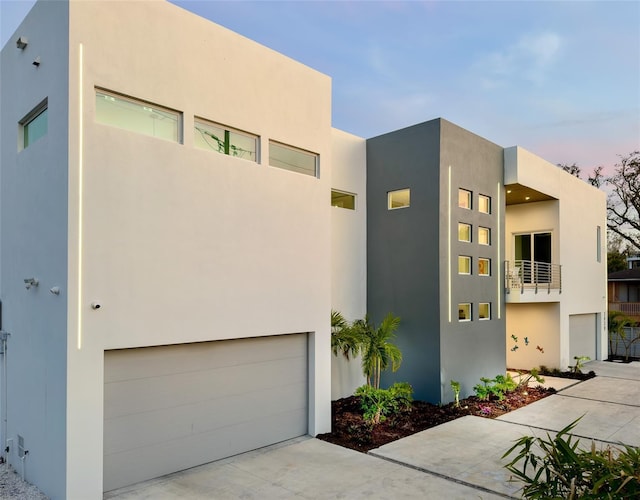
[367,120,443,401]
[438,120,506,402]
[367,119,506,403]
[0,2,70,498]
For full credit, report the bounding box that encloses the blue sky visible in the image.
[2,0,638,173]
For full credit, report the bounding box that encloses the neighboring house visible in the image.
[0,1,607,498]
[608,266,640,324]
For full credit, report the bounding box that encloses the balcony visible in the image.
[609,302,640,324]
[505,260,562,303]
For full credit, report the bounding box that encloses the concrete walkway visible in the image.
[105,361,640,499]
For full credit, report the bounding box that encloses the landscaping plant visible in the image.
[474,374,517,401]
[355,382,413,425]
[331,310,364,360]
[569,355,591,374]
[608,310,640,361]
[503,418,640,499]
[450,380,461,408]
[354,313,402,389]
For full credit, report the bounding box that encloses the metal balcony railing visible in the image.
[505,260,562,294]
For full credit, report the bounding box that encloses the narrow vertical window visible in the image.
[458,189,472,209]
[331,190,356,209]
[20,98,48,150]
[458,223,471,242]
[479,303,491,320]
[596,226,602,262]
[388,189,410,210]
[458,256,471,275]
[478,258,491,276]
[458,303,471,321]
[479,195,491,214]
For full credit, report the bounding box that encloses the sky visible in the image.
[1,0,639,173]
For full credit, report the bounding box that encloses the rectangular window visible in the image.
[478,258,491,276]
[194,118,258,161]
[269,141,318,177]
[20,99,48,150]
[331,190,356,210]
[458,189,472,209]
[479,303,491,320]
[458,222,471,242]
[478,227,491,245]
[388,189,410,210]
[458,256,471,275]
[597,226,602,262]
[95,89,181,142]
[458,303,471,322]
[479,195,491,214]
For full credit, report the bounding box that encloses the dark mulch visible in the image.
[317,386,556,453]
[536,368,597,380]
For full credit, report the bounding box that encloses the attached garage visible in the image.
[103,333,308,492]
[569,314,597,362]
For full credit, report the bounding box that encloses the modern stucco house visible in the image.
[0,1,607,498]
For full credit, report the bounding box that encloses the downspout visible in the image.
[0,329,8,465]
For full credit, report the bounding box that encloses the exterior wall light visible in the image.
[24,278,39,290]
[16,36,28,50]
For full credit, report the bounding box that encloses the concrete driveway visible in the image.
[105,361,640,499]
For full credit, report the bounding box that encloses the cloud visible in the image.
[475,32,562,88]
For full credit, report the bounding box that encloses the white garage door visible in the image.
[569,314,597,362]
[103,334,308,492]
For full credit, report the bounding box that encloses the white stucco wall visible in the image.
[330,129,367,399]
[504,147,607,370]
[0,2,70,498]
[25,1,331,497]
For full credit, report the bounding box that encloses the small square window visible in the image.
[458,256,471,275]
[479,303,491,320]
[20,98,48,150]
[458,189,472,209]
[331,190,356,210]
[458,303,471,321]
[479,227,491,245]
[478,258,491,276]
[388,189,410,210]
[458,223,471,242]
[479,195,491,214]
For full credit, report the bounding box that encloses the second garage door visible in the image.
[104,333,308,492]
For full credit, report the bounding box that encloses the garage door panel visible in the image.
[105,334,306,383]
[105,380,307,456]
[104,354,307,419]
[569,314,597,361]
[104,334,308,491]
[104,406,307,492]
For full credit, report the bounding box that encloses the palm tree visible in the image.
[331,310,363,360]
[356,313,402,389]
[608,310,638,361]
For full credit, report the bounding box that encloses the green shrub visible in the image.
[474,374,517,401]
[355,382,413,425]
[503,418,640,499]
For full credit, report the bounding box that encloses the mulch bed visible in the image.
[317,385,556,453]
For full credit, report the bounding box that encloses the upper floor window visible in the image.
[331,190,356,210]
[458,222,471,242]
[478,194,491,214]
[388,189,410,210]
[20,98,48,150]
[597,226,602,263]
[458,189,472,209]
[458,256,471,275]
[458,303,471,322]
[479,302,491,320]
[478,227,491,245]
[478,258,491,276]
[95,89,181,143]
[269,141,318,177]
[194,118,257,161]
